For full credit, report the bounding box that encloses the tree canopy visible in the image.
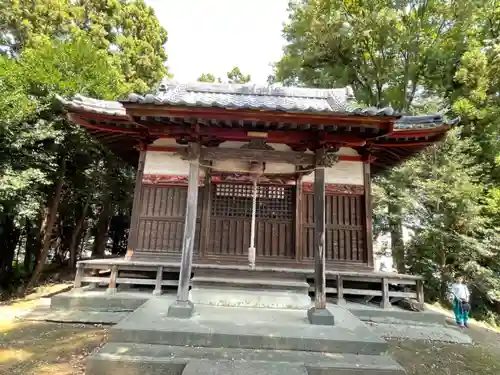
[0,0,168,295]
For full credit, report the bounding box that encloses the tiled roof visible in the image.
[58,80,459,130]
[394,115,460,131]
[56,94,126,117]
[124,80,397,116]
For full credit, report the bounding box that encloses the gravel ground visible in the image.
[368,321,473,344]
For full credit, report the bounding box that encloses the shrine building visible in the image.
[59,80,456,321]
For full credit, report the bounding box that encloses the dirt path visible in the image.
[0,322,107,375]
[388,318,500,375]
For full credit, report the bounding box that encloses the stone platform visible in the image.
[84,295,406,375]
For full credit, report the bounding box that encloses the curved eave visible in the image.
[370,125,450,174]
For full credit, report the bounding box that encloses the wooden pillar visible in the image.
[307,148,337,325]
[313,165,327,309]
[168,143,200,318]
[363,156,374,268]
[126,147,147,260]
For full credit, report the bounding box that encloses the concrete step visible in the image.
[111,303,388,355]
[86,342,406,375]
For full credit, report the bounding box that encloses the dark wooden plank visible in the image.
[295,177,303,262]
[363,160,374,266]
[176,143,201,302]
[126,149,146,259]
[199,166,212,257]
[313,166,327,309]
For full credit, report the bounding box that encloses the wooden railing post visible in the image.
[74,263,84,289]
[153,266,164,296]
[380,277,390,309]
[416,279,424,306]
[107,265,118,294]
[336,274,346,305]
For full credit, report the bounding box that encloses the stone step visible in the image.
[50,290,149,312]
[191,276,310,292]
[21,307,128,325]
[193,268,308,281]
[86,342,406,375]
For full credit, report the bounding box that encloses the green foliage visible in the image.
[197,73,221,83]
[227,66,251,84]
[275,0,500,320]
[197,66,251,84]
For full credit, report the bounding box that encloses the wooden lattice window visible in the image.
[212,183,293,220]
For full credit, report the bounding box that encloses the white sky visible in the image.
[145,0,290,84]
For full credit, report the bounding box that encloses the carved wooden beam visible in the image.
[177,147,315,165]
[186,142,201,160]
[315,148,339,167]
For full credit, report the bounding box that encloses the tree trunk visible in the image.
[92,201,112,258]
[24,214,43,273]
[25,159,66,292]
[388,201,405,273]
[69,199,90,268]
[0,215,21,292]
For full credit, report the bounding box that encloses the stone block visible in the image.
[307,306,335,325]
[182,359,307,375]
[168,300,194,319]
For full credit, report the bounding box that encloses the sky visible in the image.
[145,0,290,84]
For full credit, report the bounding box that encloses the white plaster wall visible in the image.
[144,151,191,176]
[145,141,361,181]
[302,161,364,185]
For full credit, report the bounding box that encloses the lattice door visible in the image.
[207,183,295,258]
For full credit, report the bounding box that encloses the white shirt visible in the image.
[451,283,470,301]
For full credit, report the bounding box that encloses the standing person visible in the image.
[450,276,471,328]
